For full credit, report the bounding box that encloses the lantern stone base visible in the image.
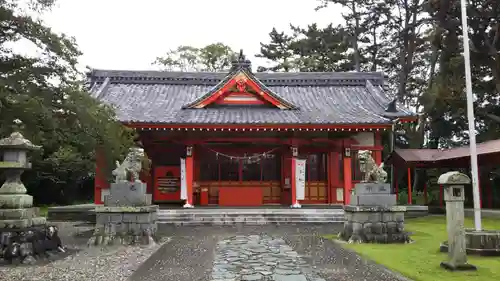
[0,194,33,209]
[0,207,64,265]
[440,229,500,256]
[440,261,477,271]
[339,205,412,244]
[0,217,47,229]
[87,205,159,247]
[0,225,65,265]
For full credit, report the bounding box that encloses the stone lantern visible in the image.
[0,131,44,228]
[0,131,66,264]
[437,171,476,271]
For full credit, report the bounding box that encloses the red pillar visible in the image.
[327,152,332,204]
[290,146,301,207]
[331,151,341,203]
[291,157,297,206]
[184,145,194,208]
[343,148,352,205]
[281,148,292,205]
[407,167,412,205]
[374,131,382,165]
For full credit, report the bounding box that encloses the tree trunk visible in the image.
[351,1,361,71]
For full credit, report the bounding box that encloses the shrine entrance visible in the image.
[197,145,282,206]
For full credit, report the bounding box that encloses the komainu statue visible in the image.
[357,150,387,183]
[112,147,145,183]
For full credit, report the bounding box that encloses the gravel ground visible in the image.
[0,222,168,281]
[1,223,408,281]
[129,224,409,281]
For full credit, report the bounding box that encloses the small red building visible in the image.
[88,53,416,207]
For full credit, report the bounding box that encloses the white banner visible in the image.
[295,158,306,200]
[180,158,187,200]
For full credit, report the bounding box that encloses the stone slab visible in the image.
[440,261,477,271]
[0,207,37,219]
[96,212,157,224]
[350,194,397,206]
[48,204,96,222]
[0,181,27,194]
[353,183,391,194]
[104,194,151,206]
[343,205,406,212]
[48,203,96,212]
[0,194,33,208]
[105,182,149,206]
[0,216,45,228]
[95,205,159,213]
[440,229,500,256]
[31,216,47,226]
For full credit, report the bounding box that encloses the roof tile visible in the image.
[88,69,415,125]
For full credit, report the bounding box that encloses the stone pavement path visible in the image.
[212,235,324,281]
[129,225,407,281]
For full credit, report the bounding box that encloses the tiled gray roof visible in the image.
[87,69,415,125]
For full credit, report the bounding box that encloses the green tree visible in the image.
[290,24,355,72]
[256,28,296,72]
[154,43,237,71]
[0,0,134,204]
[258,24,355,72]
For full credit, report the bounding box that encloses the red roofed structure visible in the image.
[88,51,417,207]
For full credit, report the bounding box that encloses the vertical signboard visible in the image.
[295,158,306,200]
[180,158,187,200]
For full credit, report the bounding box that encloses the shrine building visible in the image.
[87,52,417,207]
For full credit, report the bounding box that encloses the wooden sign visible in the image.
[180,158,187,199]
[157,177,180,193]
[295,159,306,200]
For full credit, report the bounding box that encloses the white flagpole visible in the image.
[460,0,482,231]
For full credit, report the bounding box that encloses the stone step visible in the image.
[156,208,345,225]
[157,212,344,216]
[158,215,344,221]
[158,219,344,225]
[158,216,345,220]
[158,209,344,214]
[157,213,344,218]
[159,217,344,222]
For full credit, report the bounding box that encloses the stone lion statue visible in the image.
[357,150,387,183]
[112,147,145,183]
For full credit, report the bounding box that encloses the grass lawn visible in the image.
[326,216,500,281]
[37,205,51,217]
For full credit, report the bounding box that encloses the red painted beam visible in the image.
[148,137,354,148]
[351,145,385,151]
[196,79,237,108]
[244,77,286,108]
[153,137,288,144]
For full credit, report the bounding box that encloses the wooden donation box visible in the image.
[218,187,263,206]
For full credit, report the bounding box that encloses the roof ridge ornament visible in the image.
[231,49,252,72]
[386,98,398,113]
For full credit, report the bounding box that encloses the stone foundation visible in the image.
[339,205,412,243]
[87,205,158,246]
[440,229,500,256]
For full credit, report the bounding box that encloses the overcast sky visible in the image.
[39,0,342,71]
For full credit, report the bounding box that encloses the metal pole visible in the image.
[460,0,482,231]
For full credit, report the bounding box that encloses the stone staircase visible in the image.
[157,208,345,225]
